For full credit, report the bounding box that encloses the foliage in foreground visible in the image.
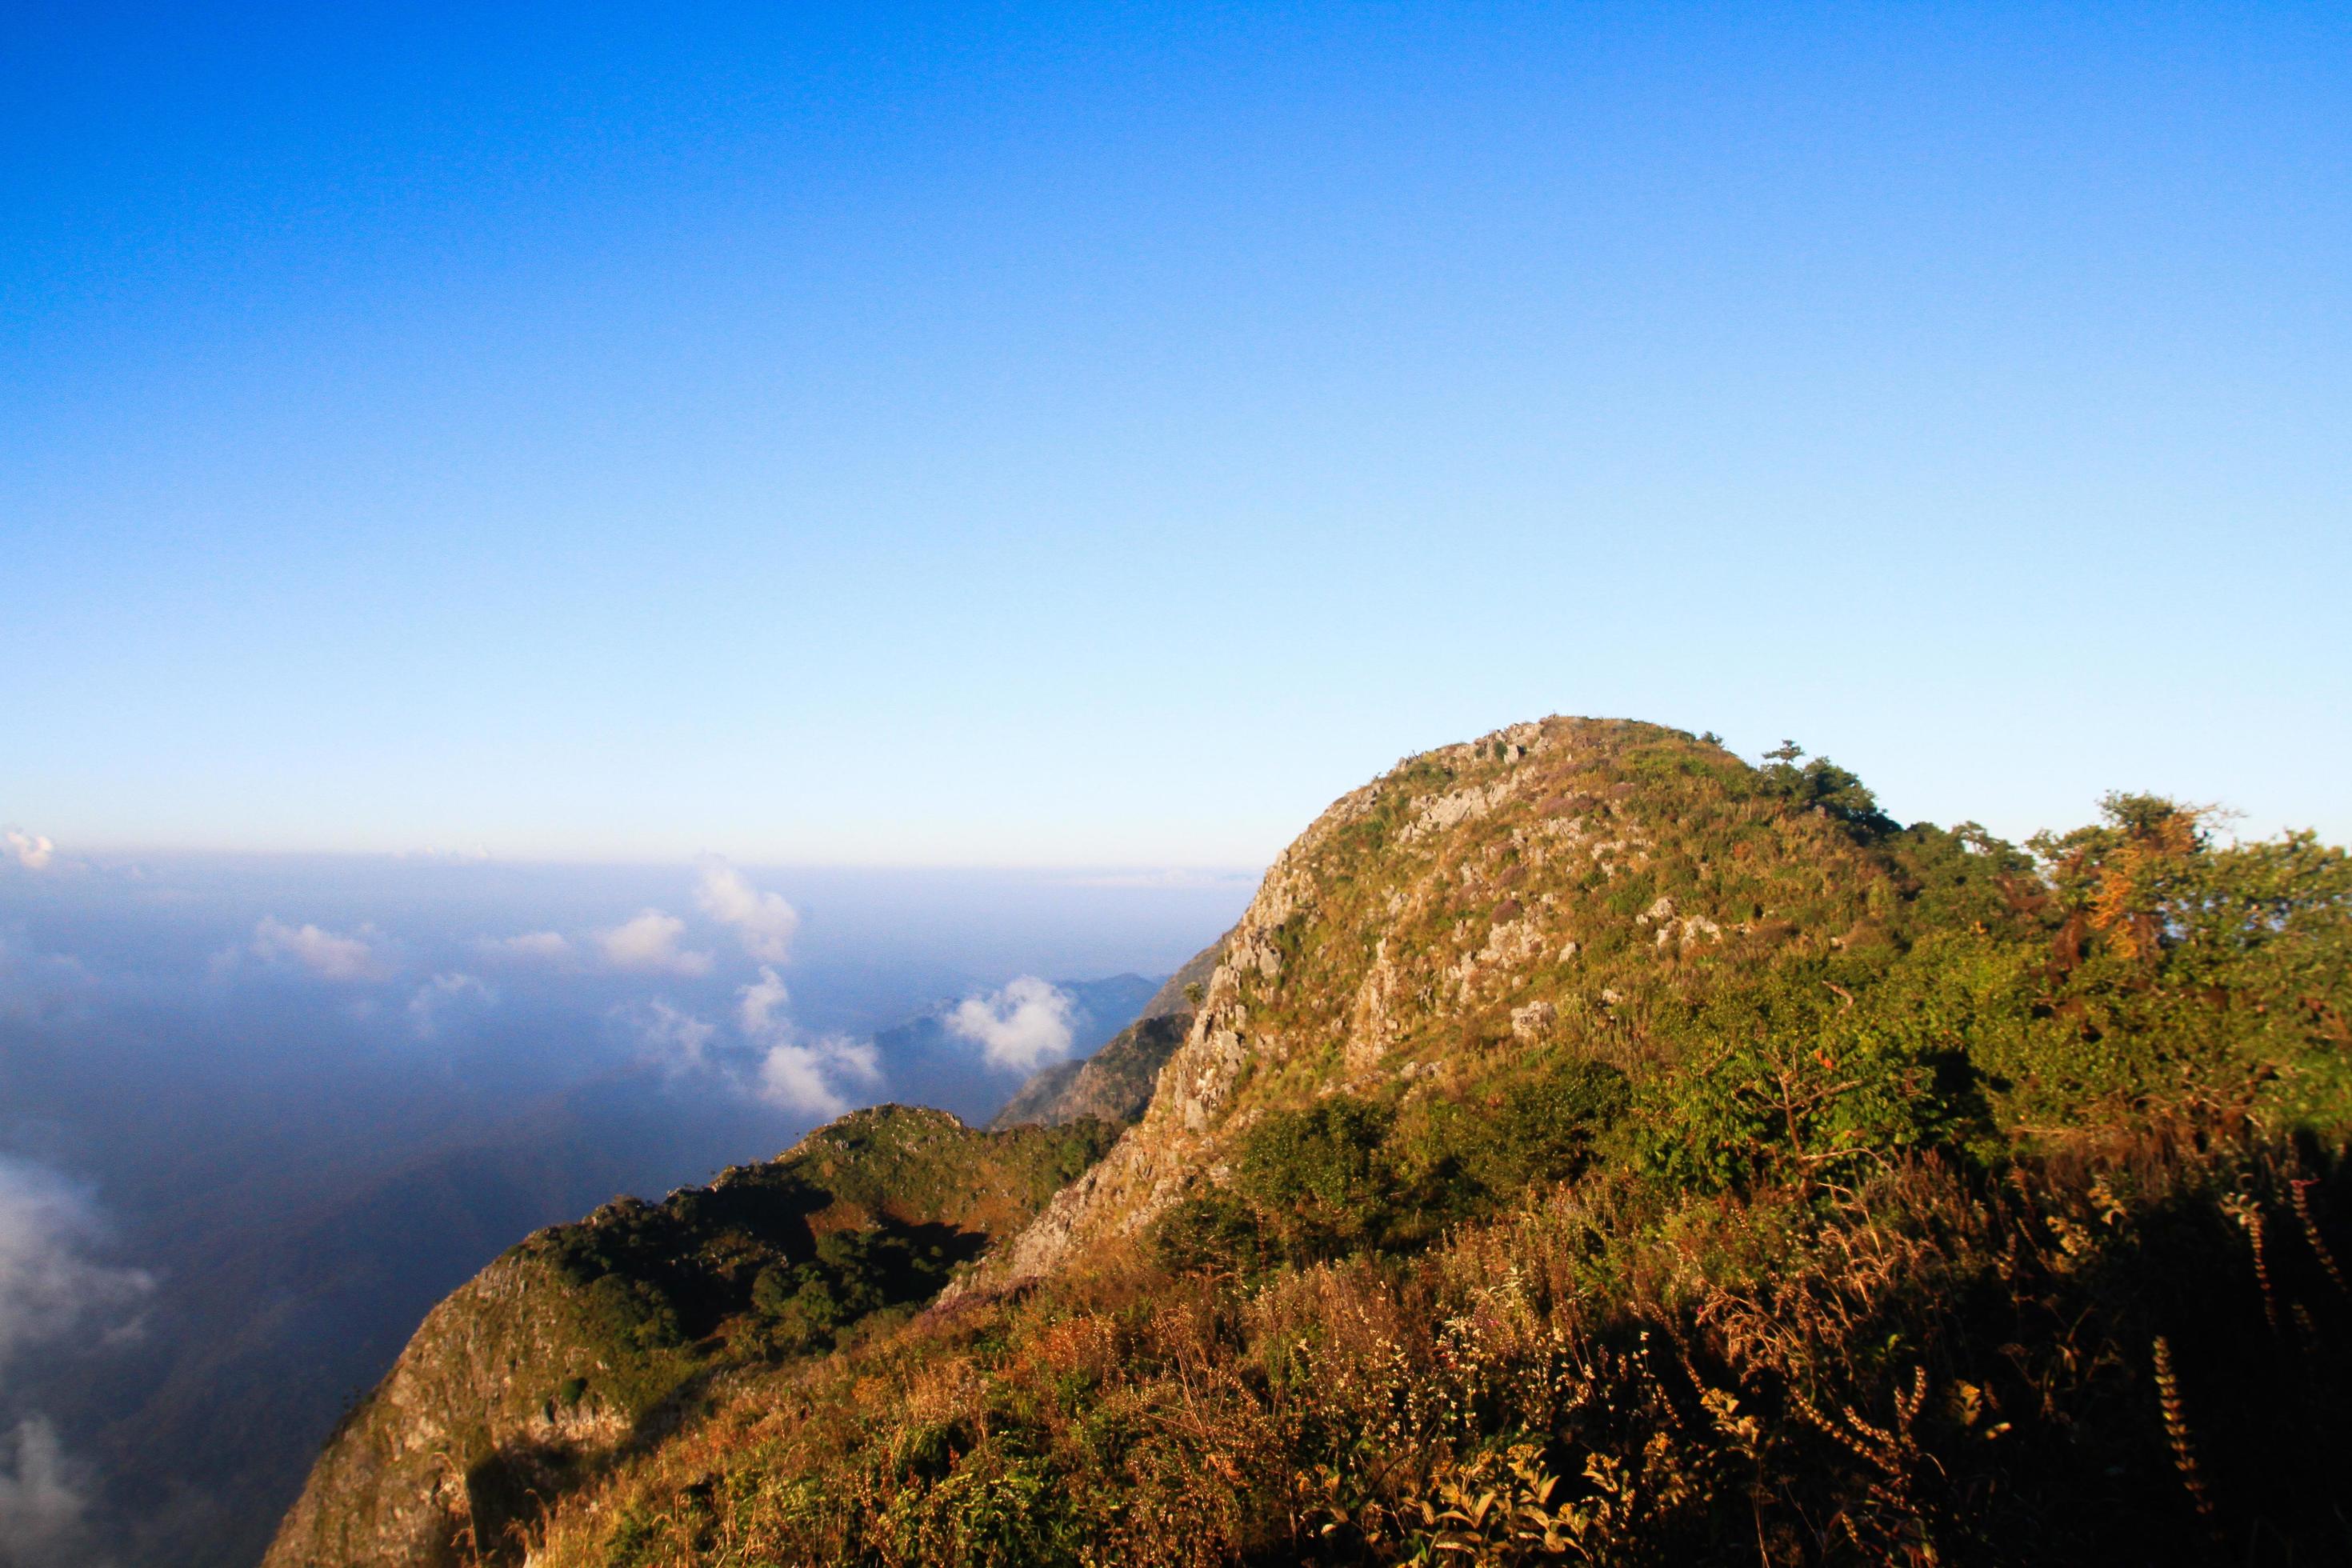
[534,1134,2350,1566]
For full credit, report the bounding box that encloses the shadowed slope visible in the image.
[262,1107,1113,1568]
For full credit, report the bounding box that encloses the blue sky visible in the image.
[5,2,2346,864]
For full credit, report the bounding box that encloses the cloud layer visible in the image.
[0,1158,154,1566]
[946,976,1078,1073]
[634,1000,718,1073]
[596,910,713,976]
[735,965,790,1036]
[695,866,800,962]
[475,930,573,963]
[0,1416,92,1566]
[2,830,55,873]
[0,1158,155,1371]
[249,917,389,982]
[407,972,495,1038]
[730,966,880,1117]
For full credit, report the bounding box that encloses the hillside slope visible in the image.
[957,715,1921,1291]
[284,716,2352,1566]
[261,1107,1113,1568]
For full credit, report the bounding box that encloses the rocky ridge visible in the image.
[955,714,1891,1294]
[275,714,2352,1566]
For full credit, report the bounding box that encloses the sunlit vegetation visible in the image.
[264,1108,1116,1567]
[287,720,2352,1566]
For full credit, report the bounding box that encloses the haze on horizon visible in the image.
[5,2,2346,870]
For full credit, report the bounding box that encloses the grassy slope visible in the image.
[362,718,2352,1565]
[261,1108,1114,1568]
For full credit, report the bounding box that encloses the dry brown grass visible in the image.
[519,1128,2347,1566]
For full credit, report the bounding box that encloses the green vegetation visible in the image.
[283,718,2352,1566]
[534,1110,1115,1361]
[1157,1056,1631,1276]
[263,1106,1116,1568]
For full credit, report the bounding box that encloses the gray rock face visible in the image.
[261,1251,636,1568]
[947,815,1356,1299]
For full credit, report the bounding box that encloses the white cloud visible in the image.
[694,865,800,963]
[946,976,1078,1074]
[0,1157,154,1372]
[634,1001,718,1074]
[0,1162,149,1566]
[475,930,574,964]
[737,965,790,1037]
[730,966,879,1116]
[597,910,712,976]
[0,1416,93,1566]
[755,1035,880,1118]
[249,917,390,982]
[621,969,882,1117]
[3,830,55,873]
[407,973,495,1038]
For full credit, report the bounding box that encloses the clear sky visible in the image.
[5,2,2346,866]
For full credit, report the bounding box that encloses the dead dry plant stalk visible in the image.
[2223,1193,2286,1338]
[2247,1208,2284,1337]
[2150,1336,2215,1527]
[2288,1179,2348,1301]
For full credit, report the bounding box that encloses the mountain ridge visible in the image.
[273,714,2352,1566]
[261,1106,1115,1567]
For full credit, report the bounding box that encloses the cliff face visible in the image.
[262,1107,1112,1568]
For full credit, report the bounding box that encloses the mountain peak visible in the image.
[961,714,1900,1291]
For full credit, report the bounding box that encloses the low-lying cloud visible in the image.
[622,975,879,1118]
[407,972,495,1038]
[946,976,1078,1074]
[631,1000,719,1074]
[0,1416,93,1567]
[736,965,790,1037]
[596,910,713,976]
[475,870,794,978]
[2,830,55,873]
[0,1158,153,1566]
[0,1158,155,1370]
[249,917,390,982]
[475,930,574,964]
[694,865,800,963]
[754,1034,880,1118]
[734,966,880,1117]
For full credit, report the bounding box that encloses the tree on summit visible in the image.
[1759,738,1898,842]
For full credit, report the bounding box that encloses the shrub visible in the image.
[1638,966,1986,1193]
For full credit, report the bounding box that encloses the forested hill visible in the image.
[274,717,2352,1567]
